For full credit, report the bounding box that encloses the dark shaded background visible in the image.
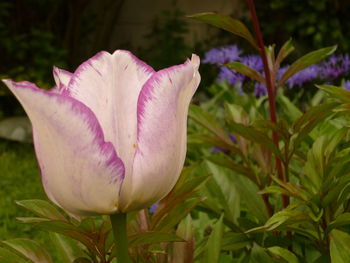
[0,0,350,118]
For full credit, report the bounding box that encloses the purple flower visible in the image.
[3,50,201,216]
[320,54,350,80]
[229,134,237,143]
[285,65,321,88]
[240,55,264,73]
[203,45,242,65]
[218,66,245,87]
[254,82,268,97]
[149,202,159,214]
[344,80,350,91]
[211,134,237,153]
[217,55,264,90]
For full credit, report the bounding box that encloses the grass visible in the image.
[0,139,61,261]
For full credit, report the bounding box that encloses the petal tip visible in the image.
[2,78,12,85]
[190,54,200,69]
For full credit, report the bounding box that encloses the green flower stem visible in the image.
[110,213,132,263]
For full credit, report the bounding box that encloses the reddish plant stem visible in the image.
[246,0,289,208]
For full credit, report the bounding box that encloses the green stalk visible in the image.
[110,213,132,263]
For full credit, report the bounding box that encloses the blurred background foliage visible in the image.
[255,0,350,54]
[1,0,349,118]
[1,0,350,261]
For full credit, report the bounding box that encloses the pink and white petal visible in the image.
[3,79,125,216]
[52,66,73,95]
[67,50,155,178]
[119,55,201,211]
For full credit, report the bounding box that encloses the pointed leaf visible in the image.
[277,94,303,122]
[34,221,96,254]
[2,239,53,263]
[268,246,299,263]
[225,62,264,82]
[279,46,337,86]
[276,39,295,66]
[49,233,85,263]
[154,197,203,232]
[250,244,276,263]
[234,176,268,223]
[0,247,29,263]
[317,84,350,103]
[188,133,243,156]
[291,102,338,153]
[16,217,50,224]
[188,12,258,50]
[221,232,250,251]
[205,214,224,263]
[253,119,290,142]
[128,231,183,247]
[247,208,310,233]
[189,105,233,146]
[73,258,92,263]
[207,155,256,183]
[327,213,350,234]
[330,229,350,263]
[293,102,338,132]
[230,121,283,159]
[15,200,67,221]
[152,165,209,229]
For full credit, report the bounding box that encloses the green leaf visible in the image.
[16,217,50,224]
[293,102,336,132]
[303,128,346,193]
[247,208,311,233]
[250,244,276,263]
[188,12,258,50]
[327,213,350,234]
[15,199,66,221]
[0,247,29,263]
[202,162,241,227]
[221,232,250,251]
[152,165,209,230]
[2,239,53,263]
[270,177,311,201]
[154,197,203,232]
[229,121,283,159]
[268,246,299,263]
[188,133,243,156]
[330,229,350,263]
[205,161,267,223]
[291,102,338,152]
[49,233,85,263]
[73,258,92,263]
[225,62,264,82]
[234,176,268,223]
[176,215,193,241]
[253,119,290,142]
[279,46,337,86]
[260,185,291,196]
[276,39,295,67]
[211,162,240,224]
[189,105,233,146]
[34,221,96,254]
[128,231,183,247]
[317,84,350,103]
[205,214,224,263]
[207,155,256,183]
[277,94,303,122]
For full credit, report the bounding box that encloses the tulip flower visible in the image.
[3,50,200,217]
